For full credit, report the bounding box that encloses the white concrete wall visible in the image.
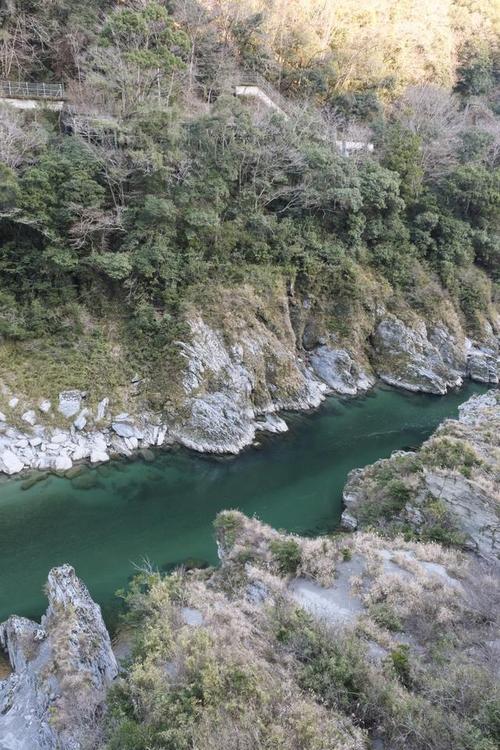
[0,97,63,111]
[234,85,286,117]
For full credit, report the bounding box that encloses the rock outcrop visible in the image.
[371,315,465,394]
[341,391,500,563]
[0,565,117,750]
[0,281,498,472]
[309,346,375,395]
[169,306,326,453]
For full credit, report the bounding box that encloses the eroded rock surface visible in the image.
[0,282,498,472]
[372,315,465,394]
[309,346,375,395]
[341,392,500,563]
[0,565,117,750]
[169,292,327,453]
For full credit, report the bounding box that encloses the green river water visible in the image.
[0,382,488,625]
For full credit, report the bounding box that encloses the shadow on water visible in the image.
[0,382,489,624]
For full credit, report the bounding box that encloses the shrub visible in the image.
[422,437,480,472]
[341,546,353,562]
[213,511,243,549]
[419,499,468,548]
[270,539,302,576]
[370,602,403,632]
[389,645,412,689]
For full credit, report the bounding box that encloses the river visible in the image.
[0,382,487,625]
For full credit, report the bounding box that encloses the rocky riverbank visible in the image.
[341,391,500,562]
[0,281,498,476]
[1,390,498,749]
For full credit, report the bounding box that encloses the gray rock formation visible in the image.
[0,450,24,475]
[423,471,499,560]
[111,421,140,439]
[341,392,500,563]
[0,564,117,750]
[57,391,83,419]
[169,312,326,453]
[466,339,499,384]
[309,346,375,395]
[372,315,464,394]
[0,288,497,472]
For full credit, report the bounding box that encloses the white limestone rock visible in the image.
[255,414,288,433]
[112,421,138,438]
[113,412,130,422]
[172,392,257,454]
[156,426,167,446]
[57,390,83,418]
[90,448,109,464]
[73,409,89,431]
[38,399,52,414]
[96,397,109,421]
[0,449,24,474]
[21,409,37,426]
[8,397,19,409]
[71,444,90,462]
[50,431,69,444]
[54,454,73,472]
[34,455,52,471]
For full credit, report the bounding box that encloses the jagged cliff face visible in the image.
[0,565,117,750]
[0,275,498,473]
[167,278,498,453]
[168,284,328,453]
[341,391,500,563]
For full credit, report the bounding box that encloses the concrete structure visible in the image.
[0,80,65,111]
[234,75,374,155]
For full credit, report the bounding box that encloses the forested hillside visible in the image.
[0,0,499,409]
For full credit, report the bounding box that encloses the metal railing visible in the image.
[0,80,65,100]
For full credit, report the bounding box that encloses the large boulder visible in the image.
[0,450,24,475]
[57,391,83,419]
[372,315,464,394]
[466,340,499,384]
[0,564,117,750]
[111,421,140,439]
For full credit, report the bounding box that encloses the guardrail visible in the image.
[0,80,65,100]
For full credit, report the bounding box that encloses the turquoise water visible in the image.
[0,382,487,624]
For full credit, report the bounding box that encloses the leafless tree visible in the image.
[0,105,47,168]
[0,13,38,79]
[392,85,467,177]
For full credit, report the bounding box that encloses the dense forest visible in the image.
[0,0,499,391]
